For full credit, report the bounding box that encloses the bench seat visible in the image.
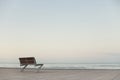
[19,57,43,72]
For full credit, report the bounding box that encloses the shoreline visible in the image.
[1,67,120,70]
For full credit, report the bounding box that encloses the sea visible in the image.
[0,63,120,69]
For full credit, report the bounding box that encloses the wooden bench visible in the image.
[19,57,43,72]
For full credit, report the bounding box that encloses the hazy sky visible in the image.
[0,0,120,63]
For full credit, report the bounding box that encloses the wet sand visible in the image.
[0,68,120,80]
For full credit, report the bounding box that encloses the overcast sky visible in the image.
[0,0,120,63]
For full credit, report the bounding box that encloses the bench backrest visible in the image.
[19,57,36,65]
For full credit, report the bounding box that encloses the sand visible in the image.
[0,68,120,80]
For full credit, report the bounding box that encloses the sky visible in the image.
[0,0,120,63]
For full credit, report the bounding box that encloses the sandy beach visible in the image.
[0,68,120,80]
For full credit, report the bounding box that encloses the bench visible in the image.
[19,57,43,72]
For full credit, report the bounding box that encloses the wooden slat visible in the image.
[19,57,36,65]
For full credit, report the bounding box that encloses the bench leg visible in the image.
[21,65,28,72]
[37,64,43,72]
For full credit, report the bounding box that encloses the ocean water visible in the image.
[0,63,120,69]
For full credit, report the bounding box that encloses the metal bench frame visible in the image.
[19,57,43,72]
